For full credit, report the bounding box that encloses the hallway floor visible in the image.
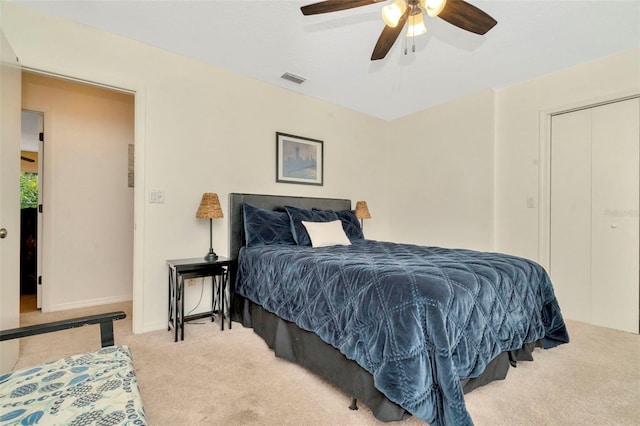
[20,294,37,313]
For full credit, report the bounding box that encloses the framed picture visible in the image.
[127,144,134,188]
[276,132,323,186]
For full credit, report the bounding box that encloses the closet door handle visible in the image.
[0,228,7,239]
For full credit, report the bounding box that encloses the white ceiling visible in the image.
[14,0,640,120]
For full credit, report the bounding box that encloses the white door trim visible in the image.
[538,92,640,271]
[19,66,147,334]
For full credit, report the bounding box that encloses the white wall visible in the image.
[386,90,496,251]
[22,72,135,311]
[494,48,640,264]
[133,37,390,331]
[2,3,390,332]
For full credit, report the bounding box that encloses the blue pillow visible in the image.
[243,203,296,247]
[335,210,365,241]
[284,205,339,246]
[313,208,364,242]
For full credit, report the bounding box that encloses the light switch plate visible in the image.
[526,197,535,208]
[149,190,165,203]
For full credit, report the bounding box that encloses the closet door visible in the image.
[550,109,592,324]
[590,99,639,332]
[550,98,639,333]
[549,110,591,322]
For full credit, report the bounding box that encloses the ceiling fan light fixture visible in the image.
[406,12,427,37]
[425,0,447,17]
[300,0,497,62]
[381,0,407,28]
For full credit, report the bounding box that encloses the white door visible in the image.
[590,99,640,331]
[549,108,592,323]
[550,98,640,333]
[0,32,22,373]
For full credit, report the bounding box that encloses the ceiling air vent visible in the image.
[280,72,306,85]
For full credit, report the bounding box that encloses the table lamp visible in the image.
[196,192,223,261]
[355,200,371,230]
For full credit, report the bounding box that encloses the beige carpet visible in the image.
[14,302,640,425]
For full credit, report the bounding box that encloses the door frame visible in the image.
[538,92,640,333]
[20,65,147,334]
[20,109,44,309]
[37,112,43,309]
[538,92,640,271]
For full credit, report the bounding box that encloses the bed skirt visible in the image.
[235,297,541,422]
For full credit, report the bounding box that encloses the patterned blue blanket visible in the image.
[0,345,146,425]
[236,240,569,425]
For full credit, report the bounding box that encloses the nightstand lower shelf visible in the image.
[167,256,232,342]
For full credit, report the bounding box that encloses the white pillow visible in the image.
[302,220,352,248]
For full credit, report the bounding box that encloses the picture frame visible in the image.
[128,144,134,188]
[276,132,323,186]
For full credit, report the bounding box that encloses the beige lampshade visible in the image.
[196,193,223,219]
[355,201,371,219]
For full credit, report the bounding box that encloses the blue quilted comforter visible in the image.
[236,240,569,425]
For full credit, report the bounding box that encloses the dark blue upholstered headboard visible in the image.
[228,193,351,260]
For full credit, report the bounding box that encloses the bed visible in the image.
[228,193,569,426]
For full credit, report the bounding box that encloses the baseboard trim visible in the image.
[47,295,132,312]
[141,320,167,334]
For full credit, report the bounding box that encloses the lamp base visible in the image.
[204,251,218,262]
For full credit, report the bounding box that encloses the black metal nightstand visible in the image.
[167,256,232,342]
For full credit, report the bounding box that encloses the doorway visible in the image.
[20,110,43,313]
[21,71,135,314]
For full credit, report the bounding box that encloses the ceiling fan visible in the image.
[300,0,497,60]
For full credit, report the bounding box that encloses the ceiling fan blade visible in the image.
[371,8,410,61]
[301,0,380,16]
[438,0,497,35]
[21,156,35,163]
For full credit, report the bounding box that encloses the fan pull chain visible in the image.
[404,31,408,55]
[404,14,417,55]
[411,13,416,53]
[404,13,411,55]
